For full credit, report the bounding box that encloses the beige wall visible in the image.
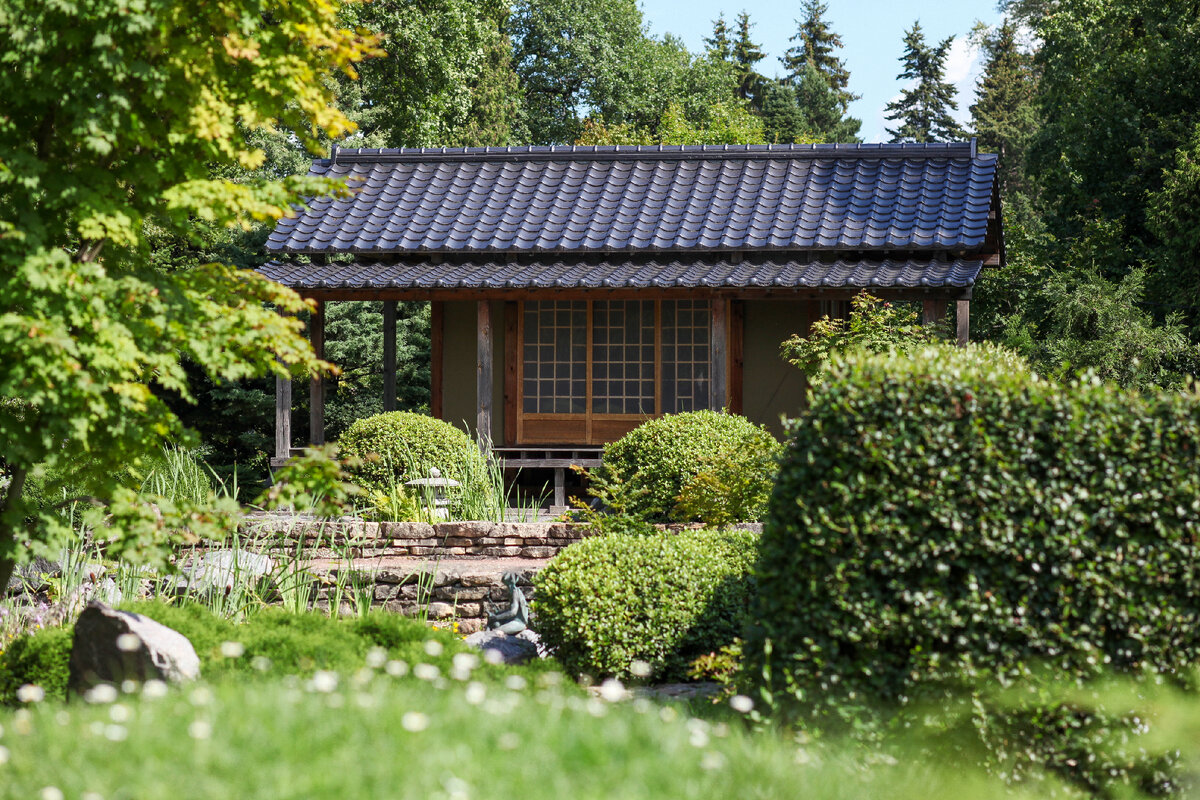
[740,300,810,437]
[440,300,505,443]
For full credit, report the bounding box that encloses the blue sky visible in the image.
[637,0,1005,142]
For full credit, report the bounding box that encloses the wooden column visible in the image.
[476,300,493,446]
[956,300,970,347]
[308,301,325,446]
[382,300,397,412]
[710,299,727,411]
[728,300,744,415]
[274,374,292,463]
[504,302,518,446]
[922,299,948,326]
[430,301,444,419]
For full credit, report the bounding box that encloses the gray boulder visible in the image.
[464,629,543,665]
[68,601,200,695]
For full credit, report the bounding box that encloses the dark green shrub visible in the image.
[337,411,494,508]
[0,625,73,704]
[600,410,781,522]
[746,344,1200,792]
[535,529,758,680]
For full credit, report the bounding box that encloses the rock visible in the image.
[68,601,200,695]
[464,629,542,665]
[174,550,274,594]
[5,556,61,596]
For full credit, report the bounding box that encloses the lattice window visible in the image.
[819,299,852,321]
[592,300,655,414]
[661,299,711,413]
[522,301,586,413]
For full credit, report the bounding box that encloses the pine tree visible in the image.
[780,0,858,111]
[884,22,966,143]
[732,11,766,103]
[970,20,1037,205]
[794,63,862,142]
[704,13,734,61]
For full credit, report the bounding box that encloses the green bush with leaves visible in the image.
[599,411,780,523]
[0,625,73,705]
[746,343,1200,794]
[535,528,758,680]
[337,412,495,511]
[779,292,944,379]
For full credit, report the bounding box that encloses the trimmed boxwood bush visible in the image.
[337,411,493,505]
[746,344,1200,791]
[600,410,781,522]
[535,528,758,680]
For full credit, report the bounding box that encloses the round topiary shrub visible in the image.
[746,343,1200,792]
[534,528,759,680]
[600,410,781,523]
[337,412,496,513]
[0,625,73,705]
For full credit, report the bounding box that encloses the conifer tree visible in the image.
[884,22,966,143]
[780,1,858,111]
[732,11,766,103]
[704,13,734,61]
[970,20,1038,205]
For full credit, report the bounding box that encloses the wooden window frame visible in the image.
[513,298,733,446]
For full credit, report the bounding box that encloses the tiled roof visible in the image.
[259,257,983,291]
[265,144,998,255]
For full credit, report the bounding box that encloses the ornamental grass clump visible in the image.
[535,528,758,680]
[746,343,1200,794]
[599,410,781,523]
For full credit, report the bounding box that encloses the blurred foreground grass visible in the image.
[0,674,1052,800]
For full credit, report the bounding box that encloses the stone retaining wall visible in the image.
[308,562,540,635]
[242,517,597,560]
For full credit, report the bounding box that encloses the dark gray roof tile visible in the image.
[259,256,984,292]
[267,144,998,254]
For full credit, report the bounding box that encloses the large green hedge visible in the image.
[337,411,494,509]
[745,344,1200,791]
[535,528,759,680]
[600,410,781,523]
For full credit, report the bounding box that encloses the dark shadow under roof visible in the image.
[260,256,983,292]
[265,143,999,256]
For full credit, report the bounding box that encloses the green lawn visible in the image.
[0,673,1041,800]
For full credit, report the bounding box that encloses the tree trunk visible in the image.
[0,466,28,596]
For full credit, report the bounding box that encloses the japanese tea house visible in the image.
[261,142,1003,494]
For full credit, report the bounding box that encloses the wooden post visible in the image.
[430,301,444,419]
[504,302,518,446]
[274,374,292,464]
[956,300,970,347]
[922,299,948,326]
[308,301,325,446]
[476,300,493,446]
[710,299,727,411]
[383,300,397,412]
[728,299,744,415]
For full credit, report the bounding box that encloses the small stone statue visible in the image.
[486,571,529,635]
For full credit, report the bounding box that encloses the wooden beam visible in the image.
[728,299,744,415]
[476,300,493,446]
[308,301,325,446]
[430,301,444,419]
[710,299,727,411]
[274,374,292,463]
[382,300,397,412]
[957,300,970,347]
[504,301,518,447]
